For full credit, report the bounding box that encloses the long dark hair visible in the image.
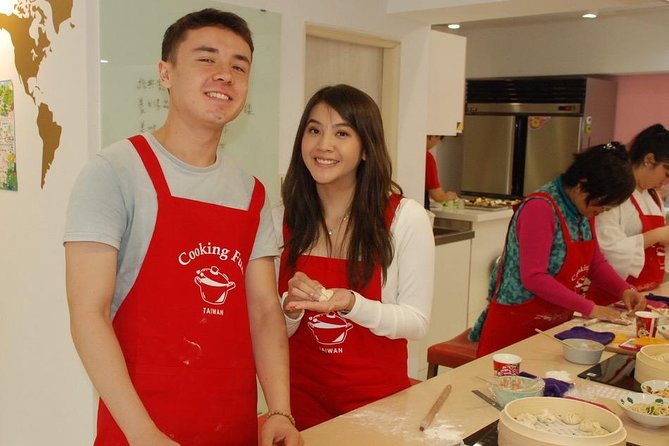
[282,84,402,288]
[561,142,634,206]
[628,123,669,166]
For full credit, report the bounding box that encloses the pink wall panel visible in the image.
[614,73,669,145]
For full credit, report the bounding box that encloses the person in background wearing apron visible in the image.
[425,134,458,210]
[469,143,647,357]
[589,124,669,305]
[273,84,435,430]
[64,9,302,446]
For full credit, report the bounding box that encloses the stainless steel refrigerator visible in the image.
[460,77,617,198]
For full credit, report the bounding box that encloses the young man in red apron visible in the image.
[65,10,301,446]
[588,190,666,305]
[278,195,410,430]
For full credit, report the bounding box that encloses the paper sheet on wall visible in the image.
[0,80,17,191]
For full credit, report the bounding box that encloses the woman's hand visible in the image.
[284,272,354,314]
[588,305,627,324]
[646,225,669,246]
[282,271,320,318]
[621,288,647,315]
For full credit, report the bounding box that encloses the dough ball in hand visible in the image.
[319,288,334,302]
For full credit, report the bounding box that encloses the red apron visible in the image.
[278,194,409,430]
[587,190,666,305]
[476,192,595,357]
[95,135,263,446]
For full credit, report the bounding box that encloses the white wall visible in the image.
[222,0,432,201]
[0,2,99,445]
[0,1,433,444]
[461,9,669,78]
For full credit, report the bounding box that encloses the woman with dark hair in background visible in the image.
[589,124,669,304]
[470,142,647,357]
[275,84,434,429]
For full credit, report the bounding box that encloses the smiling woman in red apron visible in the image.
[589,124,669,305]
[275,85,435,430]
[469,143,647,357]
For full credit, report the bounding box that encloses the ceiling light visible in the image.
[582,11,598,19]
[447,23,461,30]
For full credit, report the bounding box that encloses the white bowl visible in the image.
[617,392,669,428]
[498,396,626,446]
[491,375,545,407]
[641,379,669,398]
[562,338,605,365]
[658,324,669,340]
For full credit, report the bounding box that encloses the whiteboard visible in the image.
[100,0,281,204]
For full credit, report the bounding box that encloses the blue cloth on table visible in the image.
[554,326,615,346]
[647,293,669,305]
[519,371,572,397]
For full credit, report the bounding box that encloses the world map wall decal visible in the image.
[0,0,74,189]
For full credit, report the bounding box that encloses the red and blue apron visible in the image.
[95,135,263,445]
[278,194,409,430]
[476,192,595,357]
[587,190,665,305]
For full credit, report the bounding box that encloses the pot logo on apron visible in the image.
[307,312,353,346]
[194,266,236,305]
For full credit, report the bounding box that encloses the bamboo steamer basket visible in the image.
[635,344,669,383]
[498,397,626,446]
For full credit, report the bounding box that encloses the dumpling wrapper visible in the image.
[319,288,334,302]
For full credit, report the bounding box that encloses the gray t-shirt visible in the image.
[64,133,278,316]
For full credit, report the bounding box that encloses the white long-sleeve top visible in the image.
[595,189,665,279]
[272,198,435,341]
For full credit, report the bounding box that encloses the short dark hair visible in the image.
[628,123,669,166]
[561,142,634,206]
[161,8,254,63]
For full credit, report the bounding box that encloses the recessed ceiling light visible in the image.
[582,12,597,19]
[447,23,461,29]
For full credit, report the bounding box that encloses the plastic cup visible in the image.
[635,311,660,338]
[492,353,522,376]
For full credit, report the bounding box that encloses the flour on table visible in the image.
[343,407,465,445]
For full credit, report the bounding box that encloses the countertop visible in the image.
[433,207,513,223]
[300,317,663,445]
[432,226,474,246]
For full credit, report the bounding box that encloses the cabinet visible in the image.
[408,238,471,379]
[427,30,466,136]
[431,208,513,326]
[466,218,511,325]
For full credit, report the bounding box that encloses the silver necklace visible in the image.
[327,214,349,237]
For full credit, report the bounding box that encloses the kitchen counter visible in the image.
[433,207,513,223]
[432,226,474,246]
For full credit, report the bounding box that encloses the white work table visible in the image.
[301,317,663,445]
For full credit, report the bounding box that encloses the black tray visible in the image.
[577,353,642,393]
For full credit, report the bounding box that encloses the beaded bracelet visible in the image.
[266,410,296,426]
